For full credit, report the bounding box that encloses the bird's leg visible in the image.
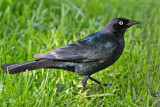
[89,76,108,86]
[81,75,90,88]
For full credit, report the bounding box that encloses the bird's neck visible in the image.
[100,26,125,38]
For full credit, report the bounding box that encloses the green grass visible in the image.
[0,0,160,106]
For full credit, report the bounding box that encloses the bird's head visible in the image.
[101,17,141,38]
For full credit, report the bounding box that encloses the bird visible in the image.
[1,17,141,88]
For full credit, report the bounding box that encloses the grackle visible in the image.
[1,18,141,87]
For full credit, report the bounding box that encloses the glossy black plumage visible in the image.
[1,17,141,87]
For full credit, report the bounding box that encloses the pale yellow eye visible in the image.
[119,21,123,25]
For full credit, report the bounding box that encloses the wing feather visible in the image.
[34,32,118,63]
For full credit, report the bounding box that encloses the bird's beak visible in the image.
[127,19,141,27]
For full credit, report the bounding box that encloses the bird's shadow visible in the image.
[79,83,113,100]
[56,82,113,101]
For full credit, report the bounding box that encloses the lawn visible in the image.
[0,0,160,106]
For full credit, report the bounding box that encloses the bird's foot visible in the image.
[81,75,90,88]
[103,83,112,86]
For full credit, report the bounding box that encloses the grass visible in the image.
[0,0,160,106]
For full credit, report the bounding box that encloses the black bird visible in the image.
[1,18,140,87]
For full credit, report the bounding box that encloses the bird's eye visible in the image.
[119,21,123,25]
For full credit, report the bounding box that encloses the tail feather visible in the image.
[1,59,53,74]
[2,63,18,69]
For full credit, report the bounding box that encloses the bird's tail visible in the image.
[1,59,53,74]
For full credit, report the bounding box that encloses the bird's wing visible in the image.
[34,32,118,63]
[81,41,118,62]
[34,42,87,62]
